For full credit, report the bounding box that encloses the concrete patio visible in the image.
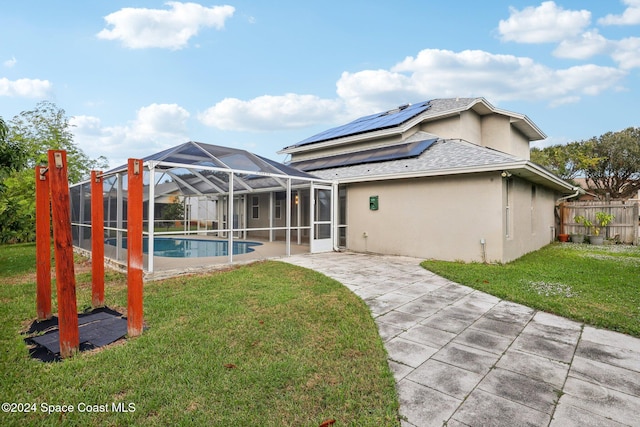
[283,251,640,427]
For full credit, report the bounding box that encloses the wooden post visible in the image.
[35,165,52,320]
[127,159,144,337]
[91,170,105,307]
[559,202,566,235]
[48,150,79,358]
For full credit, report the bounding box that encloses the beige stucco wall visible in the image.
[344,173,558,263]
[481,114,510,154]
[502,178,556,262]
[481,115,531,160]
[420,115,462,142]
[344,173,505,262]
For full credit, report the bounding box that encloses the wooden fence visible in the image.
[559,200,639,244]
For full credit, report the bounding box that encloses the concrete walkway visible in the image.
[283,251,640,427]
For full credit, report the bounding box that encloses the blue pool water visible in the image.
[108,237,262,258]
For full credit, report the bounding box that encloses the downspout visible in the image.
[556,187,582,236]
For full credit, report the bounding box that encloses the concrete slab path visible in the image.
[283,251,640,427]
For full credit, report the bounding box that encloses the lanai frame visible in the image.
[69,143,337,274]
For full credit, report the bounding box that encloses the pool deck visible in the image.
[97,237,311,281]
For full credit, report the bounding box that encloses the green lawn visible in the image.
[0,244,399,426]
[422,242,640,337]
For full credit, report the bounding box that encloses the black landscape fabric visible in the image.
[24,307,128,362]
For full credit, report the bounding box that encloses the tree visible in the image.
[162,196,185,221]
[0,116,33,243]
[0,102,109,243]
[583,127,640,200]
[9,101,107,183]
[530,141,592,182]
[530,127,640,200]
[1,116,27,173]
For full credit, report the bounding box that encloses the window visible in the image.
[251,196,259,219]
[505,178,513,239]
[275,199,282,220]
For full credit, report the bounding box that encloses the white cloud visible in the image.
[198,94,344,131]
[71,103,190,168]
[198,47,629,132]
[0,77,52,98]
[598,0,640,25]
[498,1,591,43]
[341,49,625,107]
[335,69,416,117]
[553,30,611,59]
[3,56,17,68]
[611,37,640,69]
[97,2,235,49]
[555,64,626,96]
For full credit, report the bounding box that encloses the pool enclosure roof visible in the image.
[105,141,327,198]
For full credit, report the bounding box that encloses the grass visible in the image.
[0,243,399,426]
[421,242,640,337]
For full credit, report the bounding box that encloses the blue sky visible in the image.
[1,1,639,169]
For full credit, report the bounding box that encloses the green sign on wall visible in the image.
[369,196,379,211]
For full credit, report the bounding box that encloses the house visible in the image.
[279,98,578,263]
[572,177,640,202]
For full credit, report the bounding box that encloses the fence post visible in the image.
[632,201,640,245]
[127,159,144,337]
[48,150,79,358]
[35,165,52,321]
[91,170,105,307]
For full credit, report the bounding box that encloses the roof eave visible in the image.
[334,160,575,193]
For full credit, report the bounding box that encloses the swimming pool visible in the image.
[108,237,262,258]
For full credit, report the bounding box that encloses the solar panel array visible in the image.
[290,138,437,172]
[291,102,431,148]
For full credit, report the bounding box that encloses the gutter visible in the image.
[556,187,583,204]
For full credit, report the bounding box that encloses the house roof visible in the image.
[307,132,576,193]
[279,97,546,155]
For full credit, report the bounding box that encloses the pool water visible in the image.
[108,237,262,258]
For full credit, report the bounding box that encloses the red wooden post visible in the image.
[127,159,144,337]
[35,165,52,320]
[91,170,105,307]
[48,150,79,358]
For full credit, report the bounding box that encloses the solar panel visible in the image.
[290,138,437,172]
[291,102,430,147]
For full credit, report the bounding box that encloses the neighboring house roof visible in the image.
[305,132,575,192]
[279,97,546,155]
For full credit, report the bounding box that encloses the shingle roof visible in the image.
[307,133,521,181]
